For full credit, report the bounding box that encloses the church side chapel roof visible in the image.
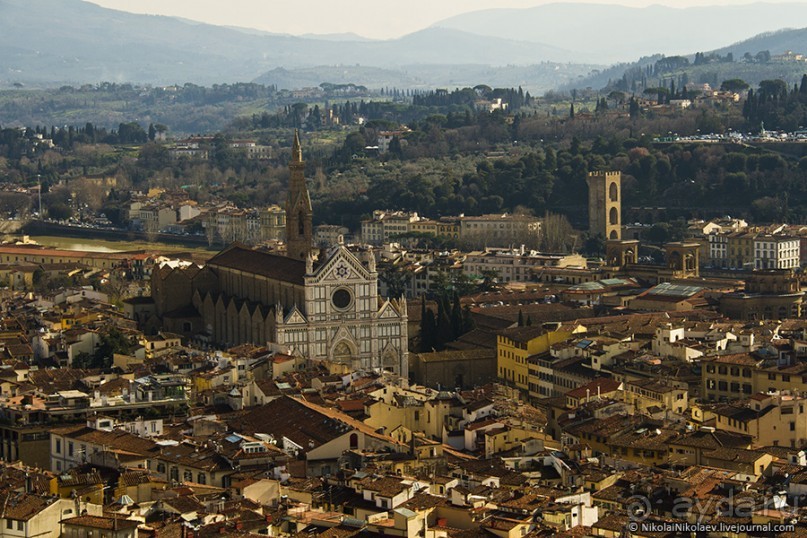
[207,245,307,286]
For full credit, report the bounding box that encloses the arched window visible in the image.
[349,433,359,449]
[609,230,618,239]
[609,182,618,201]
[609,207,619,225]
[298,212,305,235]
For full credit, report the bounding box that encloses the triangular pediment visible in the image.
[312,247,370,283]
[284,306,307,325]
[378,300,400,319]
[331,324,355,345]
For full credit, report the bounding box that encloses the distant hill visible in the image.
[433,2,807,64]
[253,63,599,92]
[3,0,805,93]
[564,26,807,92]
[0,0,583,89]
[712,27,807,58]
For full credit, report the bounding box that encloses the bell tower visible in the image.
[285,130,313,261]
[587,171,621,240]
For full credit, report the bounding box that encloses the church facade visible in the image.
[151,132,408,377]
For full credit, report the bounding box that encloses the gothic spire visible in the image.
[292,129,303,163]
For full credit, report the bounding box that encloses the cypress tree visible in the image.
[451,294,463,339]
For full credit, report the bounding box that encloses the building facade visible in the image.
[151,135,409,377]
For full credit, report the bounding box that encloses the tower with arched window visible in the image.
[586,171,621,241]
[286,130,314,261]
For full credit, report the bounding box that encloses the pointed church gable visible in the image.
[154,264,174,281]
[330,324,357,346]
[251,304,266,323]
[284,307,307,325]
[378,300,402,320]
[312,247,371,284]
[191,288,203,309]
[183,264,202,280]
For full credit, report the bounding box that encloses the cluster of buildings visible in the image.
[361,210,541,249]
[705,224,804,270]
[166,137,272,161]
[126,188,287,245]
[8,137,807,536]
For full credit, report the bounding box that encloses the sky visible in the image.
[85,0,770,40]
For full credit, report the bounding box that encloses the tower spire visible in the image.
[292,129,303,163]
[286,130,313,261]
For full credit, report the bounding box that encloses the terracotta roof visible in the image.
[207,245,306,286]
[62,515,140,530]
[0,492,54,521]
[566,378,622,400]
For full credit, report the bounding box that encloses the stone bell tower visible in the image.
[285,130,314,261]
[587,171,621,240]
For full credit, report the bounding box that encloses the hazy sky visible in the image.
[86,0,771,39]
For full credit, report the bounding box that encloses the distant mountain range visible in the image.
[1,0,806,91]
[712,26,807,58]
[568,27,807,91]
[433,2,807,64]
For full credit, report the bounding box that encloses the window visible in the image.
[56,439,61,454]
[6,520,12,529]
[68,442,74,457]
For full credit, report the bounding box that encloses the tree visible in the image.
[643,87,669,104]
[629,97,640,119]
[379,264,410,299]
[138,143,170,170]
[540,211,575,253]
[81,327,134,369]
[720,79,749,92]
